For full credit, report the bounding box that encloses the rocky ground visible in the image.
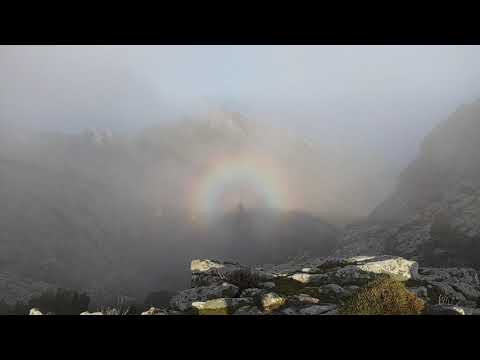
[336,100,480,270]
[32,254,479,315]
[335,183,480,266]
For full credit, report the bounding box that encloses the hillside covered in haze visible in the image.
[0,109,393,305]
[337,99,480,269]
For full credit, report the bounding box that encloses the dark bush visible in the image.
[0,299,11,315]
[11,301,29,315]
[144,290,174,308]
[272,277,305,296]
[339,275,425,315]
[221,268,264,290]
[28,288,90,315]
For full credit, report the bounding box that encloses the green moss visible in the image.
[224,269,264,290]
[300,287,321,298]
[198,308,230,315]
[339,275,425,315]
[272,277,305,296]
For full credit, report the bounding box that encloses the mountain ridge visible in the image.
[336,99,480,269]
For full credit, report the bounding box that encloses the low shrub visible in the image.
[339,275,425,315]
[272,277,305,296]
[28,288,90,315]
[11,301,29,315]
[217,268,264,290]
[98,295,140,315]
[144,290,174,308]
[0,299,11,315]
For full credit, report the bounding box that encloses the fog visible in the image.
[2,45,480,306]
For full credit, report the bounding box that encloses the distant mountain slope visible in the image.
[336,99,480,268]
[0,157,138,289]
[370,100,480,222]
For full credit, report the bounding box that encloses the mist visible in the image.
[2,45,480,307]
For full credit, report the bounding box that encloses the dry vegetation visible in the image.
[339,275,425,315]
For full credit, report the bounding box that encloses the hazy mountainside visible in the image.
[0,155,207,303]
[0,110,394,222]
[371,100,480,222]
[0,157,151,299]
[1,109,395,305]
[337,100,480,268]
[135,109,394,222]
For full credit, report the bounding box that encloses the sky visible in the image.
[2,45,480,169]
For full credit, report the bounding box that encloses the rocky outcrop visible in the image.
[17,254,480,315]
[335,185,480,267]
[80,311,103,315]
[260,293,287,312]
[423,304,480,315]
[148,255,480,315]
[29,308,43,315]
[192,298,254,315]
[141,307,182,315]
[169,282,240,312]
[413,267,480,307]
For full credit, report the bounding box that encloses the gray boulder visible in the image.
[298,304,337,315]
[190,259,245,287]
[280,307,299,315]
[424,304,467,315]
[258,282,276,289]
[29,308,43,315]
[288,294,320,306]
[80,311,104,315]
[141,307,169,315]
[261,292,286,312]
[427,282,467,304]
[170,282,240,311]
[234,305,264,315]
[240,288,266,299]
[289,273,328,285]
[451,282,480,301]
[317,283,352,301]
[192,297,254,315]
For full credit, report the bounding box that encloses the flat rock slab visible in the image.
[298,304,337,315]
[170,283,240,311]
